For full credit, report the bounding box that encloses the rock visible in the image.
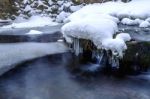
[0,0,17,19]
[119,41,150,75]
[117,24,150,75]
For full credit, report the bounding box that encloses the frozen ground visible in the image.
[0,42,68,75]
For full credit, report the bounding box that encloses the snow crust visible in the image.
[1,16,58,29]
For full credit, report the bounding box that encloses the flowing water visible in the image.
[0,53,150,99]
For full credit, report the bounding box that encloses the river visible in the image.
[0,25,149,99]
[0,53,150,99]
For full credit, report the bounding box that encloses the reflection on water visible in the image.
[0,53,150,99]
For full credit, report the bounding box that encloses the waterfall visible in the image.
[92,50,120,69]
[71,38,120,71]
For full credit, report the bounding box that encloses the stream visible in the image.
[0,25,149,99]
[0,53,150,99]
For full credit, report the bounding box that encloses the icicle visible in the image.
[111,56,120,68]
[100,51,105,63]
[97,50,104,65]
[73,38,80,56]
[105,50,120,69]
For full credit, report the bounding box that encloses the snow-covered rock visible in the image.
[62,14,131,57]
[121,18,137,25]
[134,18,144,25]
[145,17,150,22]
[56,11,71,23]
[139,21,150,28]
[1,15,58,28]
[13,0,83,21]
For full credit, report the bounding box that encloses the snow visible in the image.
[70,5,83,12]
[0,19,11,23]
[67,0,150,22]
[62,0,150,57]
[1,16,58,29]
[116,33,131,42]
[62,14,131,57]
[23,0,28,4]
[0,42,69,75]
[56,11,71,23]
[121,18,138,26]
[139,21,150,28]
[13,0,83,22]
[102,38,127,57]
[24,5,32,12]
[102,33,131,57]
[26,30,43,35]
[134,18,144,25]
[146,18,150,22]
[62,14,118,41]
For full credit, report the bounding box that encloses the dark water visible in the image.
[0,53,150,99]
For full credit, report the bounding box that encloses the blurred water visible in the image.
[0,25,62,35]
[0,53,150,99]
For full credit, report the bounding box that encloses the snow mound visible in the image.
[121,18,138,26]
[2,16,58,29]
[26,30,43,35]
[139,21,150,28]
[62,14,131,57]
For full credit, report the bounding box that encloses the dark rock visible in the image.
[119,41,150,75]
